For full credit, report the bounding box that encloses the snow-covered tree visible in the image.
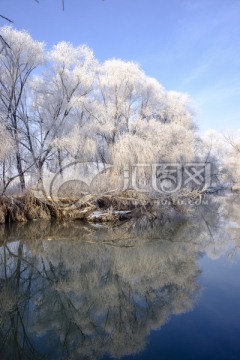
[201,129,240,186]
[0,123,13,162]
[0,27,201,196]
[0,26,45,190]
[29,41,97,179]
[222,130,240,185]
[83,59,198,186]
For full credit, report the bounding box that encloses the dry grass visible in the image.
[0,192,51,223]
[0,189,187,224]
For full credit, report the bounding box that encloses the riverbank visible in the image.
[0,190,190,224]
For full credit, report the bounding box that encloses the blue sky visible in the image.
[1,0,240,133]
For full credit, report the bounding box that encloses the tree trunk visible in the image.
[16,151,25,191]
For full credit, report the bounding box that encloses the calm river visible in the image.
[1,197,240,359]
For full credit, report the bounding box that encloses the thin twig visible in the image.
[0,14,14,23]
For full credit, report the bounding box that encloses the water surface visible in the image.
[1,197,240,359]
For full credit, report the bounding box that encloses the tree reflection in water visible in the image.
[0,198,238,360]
